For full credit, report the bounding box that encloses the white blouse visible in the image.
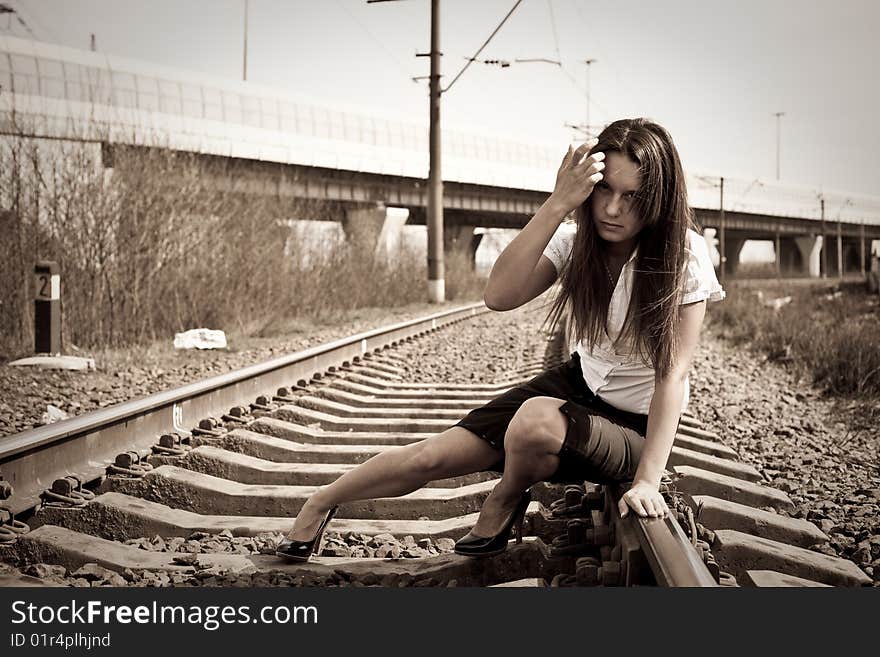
[542,223,726,415]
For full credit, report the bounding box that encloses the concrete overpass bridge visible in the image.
[3,35,879,277]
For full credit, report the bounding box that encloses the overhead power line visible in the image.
[337,0,413,80]
[442,0,523,94]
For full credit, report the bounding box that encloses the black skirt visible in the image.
[454,352,656,485]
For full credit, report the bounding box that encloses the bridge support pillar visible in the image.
[374,210,409,262]
[722,237,746,276]
[843,240,861,276]
[777,237,800,276]
[793,235,823,278]
[343,203,407,261]
[444,225,480,268]
[702,228,720,270]
[343,203,386,249]
[469,233,484,268]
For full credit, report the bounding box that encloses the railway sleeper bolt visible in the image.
[0,477,12,500]
[273,387,297,402]
[704,556,721,583]
[41,476,94,506]
[576,558,601,586]
[153,433,190,456]
[250,395,274,412]
[158,433,183,449]
[549,499,587,518]
[222,406,251,422]
[0,506,30,544]
[564,486,584,506]
[192,417,226,437]
[566,518,589,545]
[549,534,595,557]
[107,452,154,478]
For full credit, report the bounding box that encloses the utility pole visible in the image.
[773,111,784,180]
[370,0,521,302]
[584,58,597,136]
[775,225,781,278]
[860,220,866,277]
[90,33,96,51]
[426,0,444,302]
[719,176,726,282]
[243,0,249,81]
[820,195,826,278]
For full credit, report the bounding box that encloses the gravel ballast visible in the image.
[0,301,472,438]
[2,296,876,586]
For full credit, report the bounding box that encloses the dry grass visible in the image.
[0,126,485,359]
[707,280,880,399]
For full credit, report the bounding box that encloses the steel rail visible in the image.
[0,302,488,516]
[608,486,718,587]
[631,513,717,586]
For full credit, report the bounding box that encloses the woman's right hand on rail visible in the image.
[548,140,606,215]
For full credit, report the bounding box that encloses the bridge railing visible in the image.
[2,35,879,224]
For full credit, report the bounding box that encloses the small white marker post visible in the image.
[34,261,61,355]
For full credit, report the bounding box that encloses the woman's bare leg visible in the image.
[286,426,501,540]
[469,397,567,537]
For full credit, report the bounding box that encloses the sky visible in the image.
[2,0,878,199]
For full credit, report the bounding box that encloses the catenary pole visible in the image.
[427,0,444,302]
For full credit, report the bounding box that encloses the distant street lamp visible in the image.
[243,0,249,81]
[773,111,785,180]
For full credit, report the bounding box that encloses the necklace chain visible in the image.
[601,258,616,288]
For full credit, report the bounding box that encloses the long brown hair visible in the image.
[546,118,695,379]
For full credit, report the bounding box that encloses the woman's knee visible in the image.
[505,397,568,454]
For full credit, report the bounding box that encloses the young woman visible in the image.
[276,117,725,562]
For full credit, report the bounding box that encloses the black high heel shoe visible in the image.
[276,505,339,562]
[454,490,531,558]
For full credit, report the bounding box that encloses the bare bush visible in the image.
[707,282,880,399]
[0,124,485,358]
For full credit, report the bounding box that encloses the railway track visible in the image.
[0,303,870,587]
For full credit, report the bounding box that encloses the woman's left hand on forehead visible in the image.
[617,481,670,519]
